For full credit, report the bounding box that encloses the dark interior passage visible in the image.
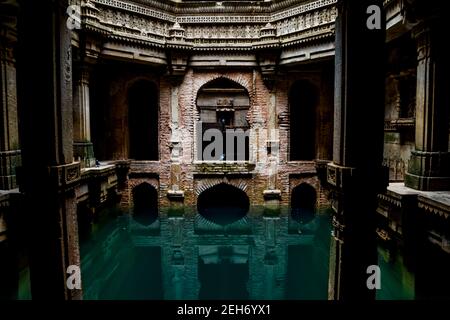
[197,183,250,226]
[133,183,158,226]
[197,78,250,161]
[290,80,318,161]
[128,80,159,160]
[291,183,317,224]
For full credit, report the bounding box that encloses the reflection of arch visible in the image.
[289,80,318,161]
[197,183,250,226]
[290,183,317,224]
[128,80,158,160]
[132,183,158,226]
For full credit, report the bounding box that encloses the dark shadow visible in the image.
[291,183,317,224]
[197,183,249,226]
[289,80,318,161]
[128,80,159,160]
[133,183,158,226]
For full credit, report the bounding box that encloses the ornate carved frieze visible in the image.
[83,0,337,52]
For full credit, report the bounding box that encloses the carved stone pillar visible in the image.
[0,1,21,190]
[405,20,450,191]
[18,0,82,300]
[73,64,95,168]
[167,75,185,216]
[327,0,387,300]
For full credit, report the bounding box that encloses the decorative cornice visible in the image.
[95,0,176,22]
[85,0,337,52]
[378,193,402,207]
[418,195,450,220]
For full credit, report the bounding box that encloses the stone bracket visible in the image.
[48,162,81,191]
[167,50,189,79]
[326,163,356,190]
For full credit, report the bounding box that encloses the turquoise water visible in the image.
[79,207,332,300]
[376,246,415,300]
[78,206,418,300]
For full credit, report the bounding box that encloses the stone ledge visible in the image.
[263,189,281,200]
[167,189,185,199]
[193,161,256,174]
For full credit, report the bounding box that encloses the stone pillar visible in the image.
[0,2,21,190]
[405,21,450,191]
[167,76,185,215]
[327,0,387,300]
[73,64,95,168]
[17,0,82,300]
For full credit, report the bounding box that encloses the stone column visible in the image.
[73,64,95,168]
[167,76,185,215]
[327,0,387,300]
[17,0,82,300]
[0,2,21,190]
[263,83,282,216]
[405,20,450,191]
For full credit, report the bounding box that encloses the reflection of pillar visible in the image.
[0,4,21,190]
[263,264,275,298]
[18,0,82,299]
[405,21,450,191]
[73,64,95,168]
[263,217,279,299]
[164,217,186,299]
[327,0,386,300]
[171,265,185,299]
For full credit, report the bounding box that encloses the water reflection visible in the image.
[80,207,332,300]
[377,246,415,300]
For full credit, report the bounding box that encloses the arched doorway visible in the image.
[290,183,317,224]
[289,80,318,161]
[132,183,158,226]
[128,80,159,160]
[197,183,250,226]
[196,78,250,161]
